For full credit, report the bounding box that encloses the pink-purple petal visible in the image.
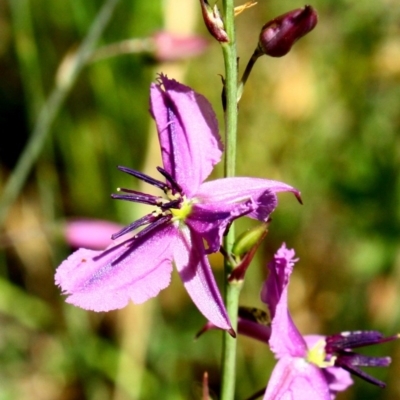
[149,75,222,196]
[196,177,300,221]
[263,356,331,400]
[261,244,298,309]
[321,367,354,400]
[187,199,254,253]
[55,225,176,311]
[262,244,307,358]
[269,285,308,358]
[173,226,232,331]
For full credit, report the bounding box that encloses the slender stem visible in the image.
[221,278,243,400]
[237,48,262,103]
[0,0,121,227]
[222,8,238,179]
[220,1,241,399]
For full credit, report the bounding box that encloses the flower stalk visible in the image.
[237,6,318,103]
[220,0,240,399]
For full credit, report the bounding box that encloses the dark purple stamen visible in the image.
[117,187,156,195]
[111,192,161,206]
[93,214,172,264]
[130,214,171,240]
[325,330,398,388]
[160,198,181,210]
[94,164,184,265]
[117,165,167,191]
[91,160,185,268]
[335,356,389,388]
[93,235,136,261]
[337,353,391,368]
[326,331,391,351]
[112,166,184,212]
[156,166,183,194]
[110,214,172,266]
[111,213,157,240]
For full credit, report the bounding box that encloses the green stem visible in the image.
[0,0,121,227]
[237,48,262,103]
[221,277,243,400]
[220,1,241,399]
[222,9,238,179]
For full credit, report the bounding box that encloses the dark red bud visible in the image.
[258,5,318,57]
[199,0,229,43]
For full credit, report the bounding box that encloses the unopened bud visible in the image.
[232,223,268,258]
[229,223,268,282]
[258,5,318,57]
[199,0,229,43]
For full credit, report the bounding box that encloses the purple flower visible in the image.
[150,31,209,62]
[55,75,299,332]
[64,218,123,250]
[239,244,397,399]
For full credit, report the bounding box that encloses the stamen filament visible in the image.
[111,213,156,240]
[111,192,161,206]
[118,165,167,190]
[93,235,136,261]
[160,198,181,209]
[111,214,172,266]
[337,363,387,388]
[157,166,183,194]
[131,214,172,241]
[118,187,155,195]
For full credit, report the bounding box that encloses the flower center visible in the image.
[107,165,191,243]
[306,338,336,368]
[170,196,193,222]
[93,165,189,265]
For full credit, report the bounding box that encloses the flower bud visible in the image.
[258,5,318,57]
[199,0,229,43]
[229,223,268,281]
[232,222,268,258]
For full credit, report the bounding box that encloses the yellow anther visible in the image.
[234,1,257,16]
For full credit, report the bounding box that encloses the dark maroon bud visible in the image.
[258,5,318,57]
[199,0,229,43]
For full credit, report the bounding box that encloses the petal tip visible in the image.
[294,191,303,205]
[228,328,237,338]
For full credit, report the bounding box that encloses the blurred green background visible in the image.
[0,0,399,399]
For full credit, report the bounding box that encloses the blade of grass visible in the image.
[0,0,122,227]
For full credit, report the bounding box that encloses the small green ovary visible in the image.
[306,339,335,368]
[170,196,193,222]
